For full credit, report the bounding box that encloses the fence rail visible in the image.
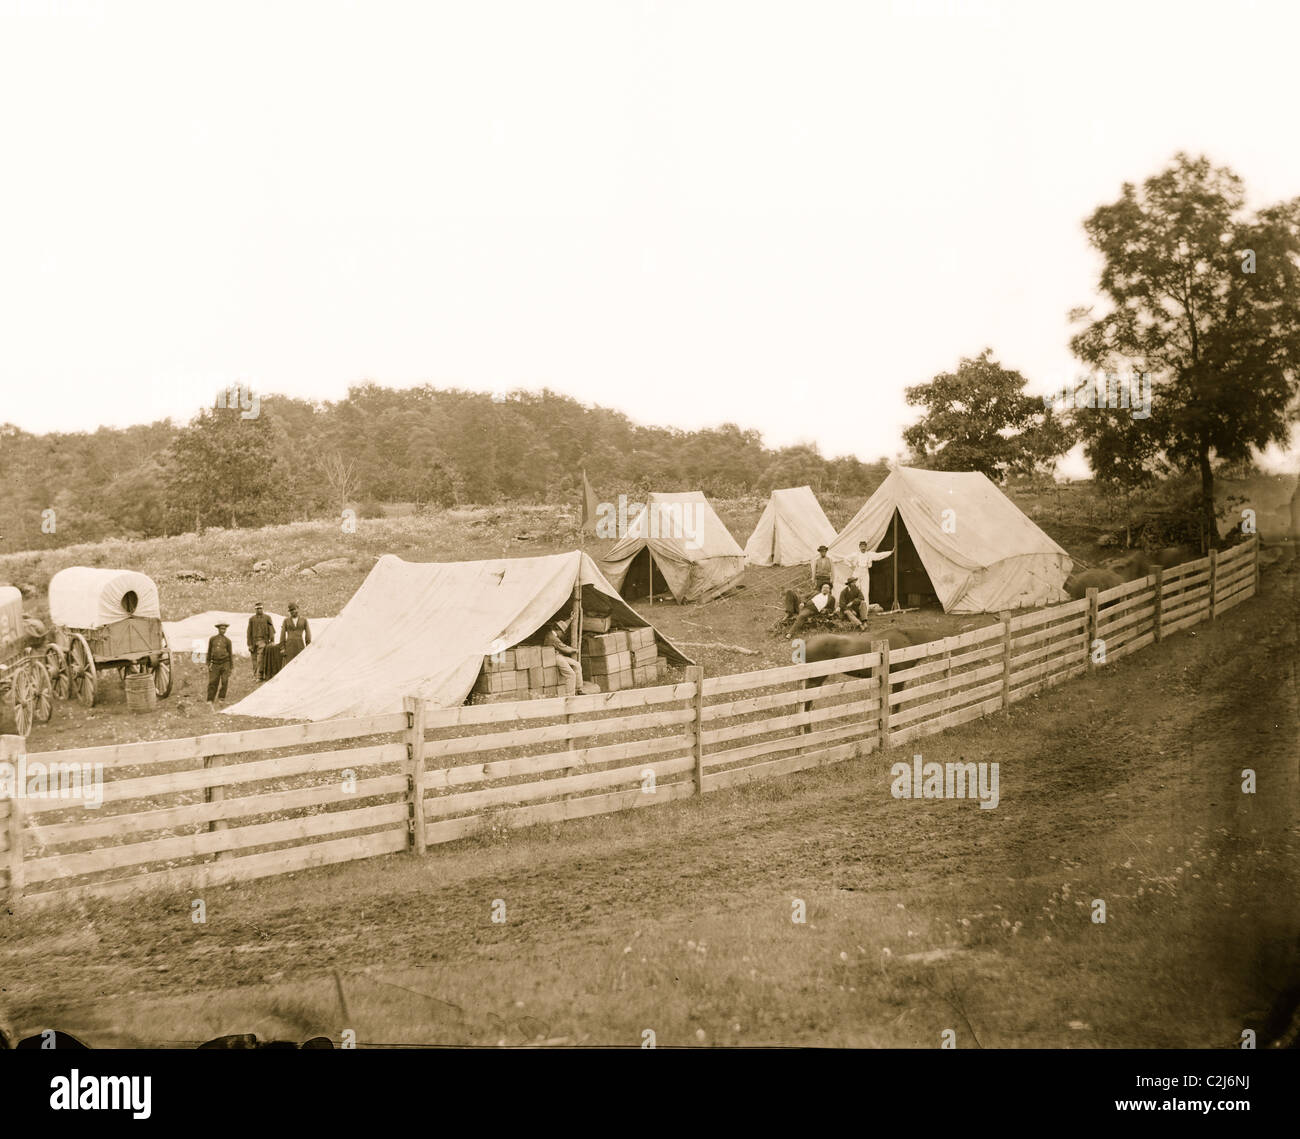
[1,538,1260,908]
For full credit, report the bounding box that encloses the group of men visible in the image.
[205,601,312,709]
[789,540,895,635]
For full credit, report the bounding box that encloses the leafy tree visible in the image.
[903,349,1071,479]
[163,395,294,530]
[1070,152,1300,547]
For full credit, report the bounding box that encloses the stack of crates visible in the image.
[581,626,666,692]
[473,644,563,699]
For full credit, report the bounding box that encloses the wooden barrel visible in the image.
[125,671,157,712]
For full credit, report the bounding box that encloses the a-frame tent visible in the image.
[743,486,838,567]
[601,491,745,604]
[829,467,1072,613]
[224,550,692,720]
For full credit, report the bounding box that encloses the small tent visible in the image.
[600,491,745,604]
[743,486,838,567]
[829,467,1072,613]
[223,550,691,721]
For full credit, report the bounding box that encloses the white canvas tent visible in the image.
[48,567,161,628]
[224,550,691,721]
[829,467,1072,613]
[162,610,336,658]
[600,491,745,604]
[743,486,837,567]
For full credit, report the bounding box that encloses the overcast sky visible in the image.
[2,0,1297,475]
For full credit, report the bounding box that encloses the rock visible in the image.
[252,559,272,574]
[176,569,207,582]
[309,558,351,574]
[1097,534,1120,547]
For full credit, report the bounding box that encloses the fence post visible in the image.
[999,613,1012,707]
[2,735,24,902]
[1152,567,1164,642]
[872,640,890,751]
[404,696,427,856]
[687,666,706,796]
[1208,549,1218,621]
[1085,588,1099,671]
[203,754,229,860]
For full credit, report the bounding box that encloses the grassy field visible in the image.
[0,482,1139,748]
[1,562,1295,1047]
[1,483,1296,1048]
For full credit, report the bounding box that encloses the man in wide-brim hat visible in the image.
[207,621,234,709]
[812,544,834,591]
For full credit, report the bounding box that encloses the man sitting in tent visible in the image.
[542,619,583,696]
[791,583,836,635]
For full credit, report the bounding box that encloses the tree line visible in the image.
[0,386,894,551]
[3,153,1294,555]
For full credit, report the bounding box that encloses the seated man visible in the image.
[791,583,836,635]
[542,619,583,696]
[838,576,865,628]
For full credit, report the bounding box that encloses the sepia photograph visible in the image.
[1,0,1296,1122]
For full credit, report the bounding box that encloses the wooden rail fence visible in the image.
[0,538,1259,908]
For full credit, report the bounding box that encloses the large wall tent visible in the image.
[224,550,691,720]
[828,467,1072,613]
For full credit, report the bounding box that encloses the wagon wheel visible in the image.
[30,659,54,724]
[68,633,97,707]
[11,665,35,736]
[154,631,173,698]
[44,642,69,699]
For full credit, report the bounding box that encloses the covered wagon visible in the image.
[46,567,173,707]
[0,585,55,735]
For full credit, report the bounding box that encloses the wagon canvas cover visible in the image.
[828,467,1072,612]
[48,567,161,628]
[224,550,691,721]
[743,485,838,567]
[0,585,24,654]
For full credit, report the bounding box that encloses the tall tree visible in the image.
[903,349,1071,480]
[1070,153,1300,547]
[163,395,294,531]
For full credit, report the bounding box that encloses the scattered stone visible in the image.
[252,559,272,574]
[176,569,207,582]
[309,557,351,574]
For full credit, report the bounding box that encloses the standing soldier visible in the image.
[207,621,234,710]
[246,601,275,682]
[812,544,834,591]
[281,602,311,663]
